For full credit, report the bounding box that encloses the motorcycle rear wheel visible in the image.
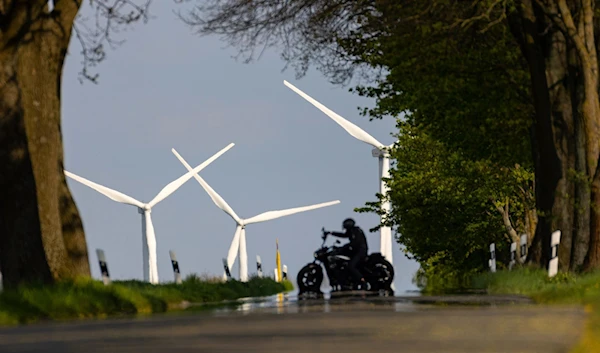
[367,259,394,291]
[297,263,324,294]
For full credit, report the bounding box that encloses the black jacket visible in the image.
[331,226,368,253]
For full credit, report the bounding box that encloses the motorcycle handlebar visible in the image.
[321,227,329,242]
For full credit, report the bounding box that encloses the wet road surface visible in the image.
[0,293,587,353]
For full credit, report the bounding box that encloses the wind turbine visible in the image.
[64,143,235,284]
[283,80,396,266]
[171,148,341,282]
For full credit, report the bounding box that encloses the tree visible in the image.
[0,0,150,288]
[378,124,534,285]
[507,0,600,272]
[182,0,600,273]
[342,4,537,273]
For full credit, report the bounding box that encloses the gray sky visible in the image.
[62,1,420,292]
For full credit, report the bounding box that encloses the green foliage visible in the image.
[0,275,290,326]
[420,264,600,304]
[412,251,481,294]
[472,267,600,304]
[357,123,534,274]
[344,1,531,162]
[281,279,295,292]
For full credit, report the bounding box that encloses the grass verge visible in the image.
[470,266,600,353]
[0,274,294,326]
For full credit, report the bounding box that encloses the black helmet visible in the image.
[342,218,355,230]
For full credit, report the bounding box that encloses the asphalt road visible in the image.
[0,294,587,353]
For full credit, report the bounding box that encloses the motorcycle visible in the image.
[296,227,394,295]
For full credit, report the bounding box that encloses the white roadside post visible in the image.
[520,234,528,263]
[283,265,288,280]
[509,242,517,270]
[548,230,561,278]
[96,249,111,285]
[489,243,496,273]
[274,268,279,282]
[256,255,263,278]
[223,258,232,281]
[169,250,182,284]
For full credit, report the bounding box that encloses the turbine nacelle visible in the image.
[372,148,389,158]
[372,142,396,158]
[172,148,341,282]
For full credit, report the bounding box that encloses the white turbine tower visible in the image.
[171,148,341,282]
[64,143,235,284]
[283,80,396,266]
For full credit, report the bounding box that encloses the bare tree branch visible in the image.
[176,0,378,86]
[452,0,508,32]
[71,0,153,84]
[492,196,520,244]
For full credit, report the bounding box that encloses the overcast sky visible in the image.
[61,1,420,293]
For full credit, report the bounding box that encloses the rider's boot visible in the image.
[353,278,367,291]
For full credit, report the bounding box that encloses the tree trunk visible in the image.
[0,2,88,287]
[494,198,522,260]
[17,34,70,280]
[519,0,600,272]
[545,29,576,271]
[570,47,591,270]
[0,48,54,288]
[586,0,600,273]
[524,205,537,252]
[510,1,563,268]
[550,0,600,272]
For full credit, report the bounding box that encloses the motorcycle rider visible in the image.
[325,218,369,290]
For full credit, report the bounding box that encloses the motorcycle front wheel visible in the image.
[297,263,324,294]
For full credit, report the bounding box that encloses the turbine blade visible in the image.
[245,200,341,225]
[148,143,235,208]
[284,80,385,149]
[227,225,242,271]
[171,148,241,223]
[65,170,145,208]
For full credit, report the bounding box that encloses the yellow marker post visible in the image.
[276,239,283,283]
